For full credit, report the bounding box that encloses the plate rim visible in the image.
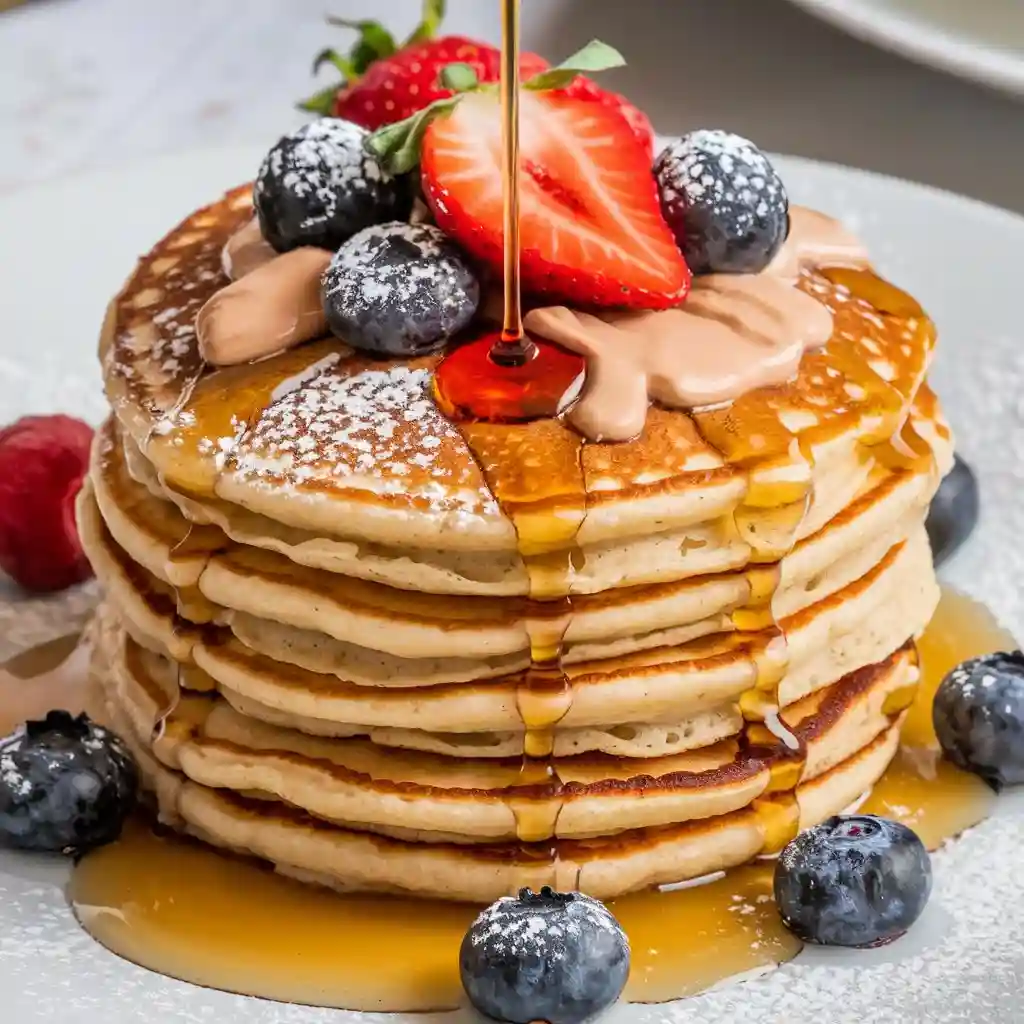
[785,0,1024,98]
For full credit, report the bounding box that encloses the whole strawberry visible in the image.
[300,2,548,131]
[0,415,94,593]
[333,34,547,131]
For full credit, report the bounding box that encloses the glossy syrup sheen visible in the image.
[25,587,1005,1012]
[860,587,1010,847]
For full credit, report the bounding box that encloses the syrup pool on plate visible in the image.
[860,587,1013,848]
[0,586,989,1012]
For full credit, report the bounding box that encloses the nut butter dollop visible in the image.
[524,207,870,441]
[221,217,278,281]
[197,247,332,367]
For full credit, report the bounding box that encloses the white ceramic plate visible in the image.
[2,146,1024,1022]
[787,0,1024,97]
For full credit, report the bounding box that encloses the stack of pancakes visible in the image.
[80,187,950,902]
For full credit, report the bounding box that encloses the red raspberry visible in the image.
[0,415,94,593]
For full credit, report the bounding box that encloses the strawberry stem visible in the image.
[298,16,400,114]
[299,3,449,116]
[439,62,480,92]
[406,0,447,45]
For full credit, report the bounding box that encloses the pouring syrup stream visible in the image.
[490,0,531,369]
[431,0,585,423]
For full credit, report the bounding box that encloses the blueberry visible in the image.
[926,455,980,567]
[459,886,629,1024]
[322,222,480,357]
[0,711,137,854]
[654,129,789,274]
[774,815,931,947]
[933,651,1024,788]
[254,118,411,253]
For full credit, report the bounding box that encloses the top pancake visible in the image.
[102,187,939,574]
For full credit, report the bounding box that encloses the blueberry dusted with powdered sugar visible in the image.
[254,118,412,252]
[655,129,789,274]
[322,222,480,357]
[774,815,931,948]
[460,886,629,1024]
[933,651,1024,788]
[0,711,137,854]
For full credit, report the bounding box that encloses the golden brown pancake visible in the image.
[84,183,948,902]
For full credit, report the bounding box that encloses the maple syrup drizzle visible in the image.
[861,588,1011,847]
[505,508,584,848]
[429,0,585,856]
[48,586,1010,1010]
[693,267,940,858]
[690,424,816,855]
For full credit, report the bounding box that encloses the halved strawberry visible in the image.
[557,76,655,158]
[420,90,689,309]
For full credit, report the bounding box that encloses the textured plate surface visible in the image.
[787,0,1024,98]
[1,145,1024,1021]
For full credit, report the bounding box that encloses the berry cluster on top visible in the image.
[249,7,791,362]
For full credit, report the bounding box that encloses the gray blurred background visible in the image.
[1,0,1022,211]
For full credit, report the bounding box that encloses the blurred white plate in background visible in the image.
[786,0,1024,97]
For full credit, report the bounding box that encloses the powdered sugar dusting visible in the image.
[269,353,342,404]
[467,891,624,963]
[0,726,30,797]
[110,191,249,417]
[657,130,785,211]
[254,119,397,247]
[231,363,498,516]
[257,120,385,216]
[322,222,478,331]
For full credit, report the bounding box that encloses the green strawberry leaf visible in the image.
[366,96,460,175]
[298,83,342,116]
[525,39,625,91]
[406,0,447,45]
[326,17,399,76]
[311,47,357,80]
[439,62,480,92]
[299,16,403,114]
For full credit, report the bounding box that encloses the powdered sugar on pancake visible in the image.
[109,189,250,418]
[232,363,499,515]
